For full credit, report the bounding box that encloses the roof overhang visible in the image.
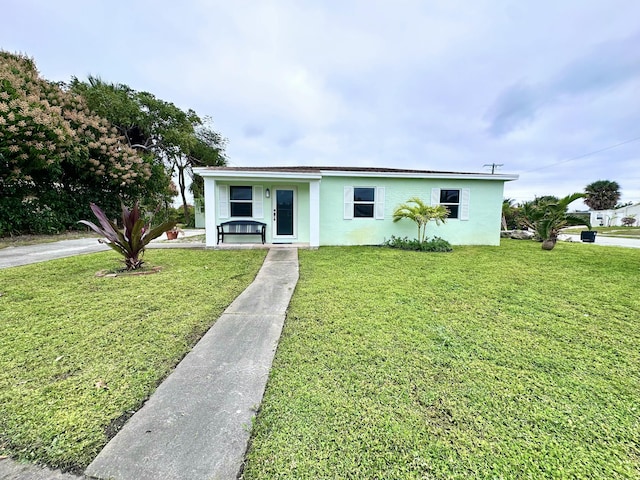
[318,169,518,181]
[193,167,518,182]
[193,168,322,181]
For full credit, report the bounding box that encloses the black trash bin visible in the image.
[580,230,597,242]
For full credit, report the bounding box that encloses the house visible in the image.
[589,203,640,227]
[192,166,518,248]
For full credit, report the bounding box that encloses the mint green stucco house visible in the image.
[193,166,518,248]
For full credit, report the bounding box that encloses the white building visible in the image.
[590,203,640,227]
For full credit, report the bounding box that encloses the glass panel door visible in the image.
[275,189,294,237]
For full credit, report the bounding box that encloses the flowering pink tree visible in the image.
[0,51,168,235]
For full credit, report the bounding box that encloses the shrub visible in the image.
[621,216,636,227]
[384,235,453,252]
[79,202,176,270]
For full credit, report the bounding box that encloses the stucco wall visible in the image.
[318,176,505,246]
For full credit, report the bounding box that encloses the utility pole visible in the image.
[483,163,503,174]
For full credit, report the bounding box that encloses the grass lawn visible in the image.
[0,249,266,471]
[244,240,640,479]
[563,226,640,238]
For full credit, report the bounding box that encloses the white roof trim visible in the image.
[193,168,322,180]
[193,167,518,182]
[319,170,518,181]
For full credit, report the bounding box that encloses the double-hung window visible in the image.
[431,187,470,220]
[218,185,264,219]
[440,189,460,219]
[354,187,375,217]
[230,186,253,217]
[344,186,385,219]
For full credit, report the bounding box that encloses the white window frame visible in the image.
[229,185,253,217]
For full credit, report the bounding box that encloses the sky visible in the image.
[2,0,639,208]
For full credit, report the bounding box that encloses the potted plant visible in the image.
[166,226,182,240]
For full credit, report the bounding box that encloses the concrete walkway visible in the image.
[84,248,298,480]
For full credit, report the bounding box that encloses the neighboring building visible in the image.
[194,198,205,228]
[192,166,518,248]
[590,203,640,227]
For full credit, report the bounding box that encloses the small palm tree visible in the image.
[392,197,449,243]
[519,193,588,250]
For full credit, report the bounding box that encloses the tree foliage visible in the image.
[584,180,621,211]
[70,77,226,225]
[0,51,163,235]
[392,197,449,243]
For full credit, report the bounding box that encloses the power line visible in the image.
[523,135,640,173]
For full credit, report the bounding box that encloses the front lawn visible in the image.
[0,249,266,471]
[244,240,640,479]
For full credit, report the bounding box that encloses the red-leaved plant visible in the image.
[79,202,176,270]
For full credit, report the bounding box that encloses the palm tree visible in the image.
[519,193,589,250]
[584,180,621,210]
[502,198,518,230]
[392,197,449,243]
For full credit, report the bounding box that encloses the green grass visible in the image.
[0,249,266,471]
[243,240,640,479]
[563,226,640,238]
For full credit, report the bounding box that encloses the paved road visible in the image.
[0,230,205,269]
[559,233,640,248]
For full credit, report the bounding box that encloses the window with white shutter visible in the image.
[432,187,470,220]
[344,186,384,219]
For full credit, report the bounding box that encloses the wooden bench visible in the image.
[217,220,267,244]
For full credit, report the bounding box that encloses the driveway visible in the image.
[0,230,205,269]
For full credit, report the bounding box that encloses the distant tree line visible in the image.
[0,51,226,236]
[503,179,625,231]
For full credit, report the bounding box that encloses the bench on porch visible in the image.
[217,220,267,244]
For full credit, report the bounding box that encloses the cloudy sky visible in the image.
[3,0,639,207]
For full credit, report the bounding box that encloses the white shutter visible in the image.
[218,185,229,218]
[375,187,385,219]
[460,188,470,221]
[431,187,440,206]
[253,186,263,218]
[344,186,354,220]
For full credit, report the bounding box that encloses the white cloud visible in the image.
[2,0,640,204]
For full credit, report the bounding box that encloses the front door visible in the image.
[273,187,296,240]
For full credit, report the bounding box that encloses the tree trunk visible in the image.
[177,164,189,226]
